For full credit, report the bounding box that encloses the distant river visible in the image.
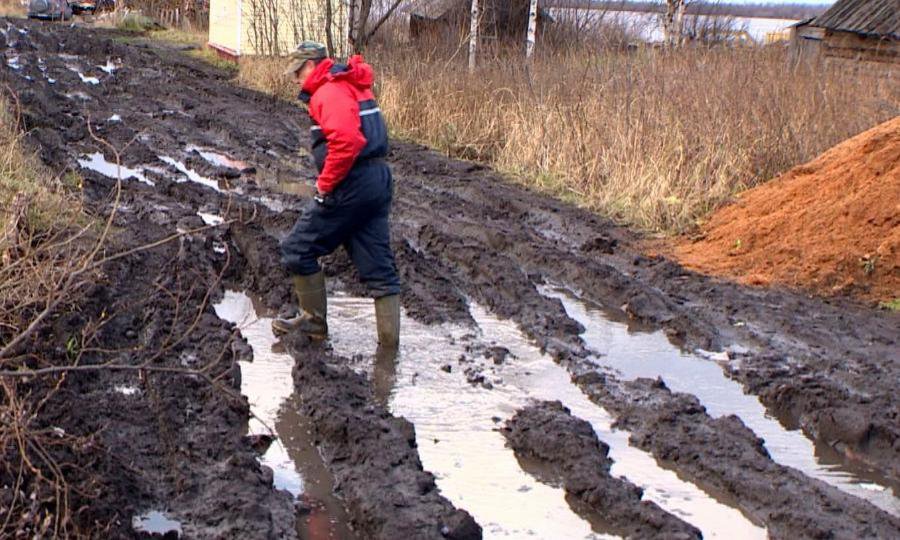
[549,8,799,43]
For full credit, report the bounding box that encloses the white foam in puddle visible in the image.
[327,296,765,539]
[77,153,155,186]
[159,156,223,192]
[132,510,182,536]
[78,72,100,85]
[197,212,224,226]
[99,59,117,74]
[542,286,900,517]
[115,384,139,396]
[213,291,303,496]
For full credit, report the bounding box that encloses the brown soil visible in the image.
[675,116,900,303]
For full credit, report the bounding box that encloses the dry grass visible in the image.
[239,45,897,233]
[0,0,25,18]
[375,46,899,232]
[0,97,97,538]
[237,56,295,100]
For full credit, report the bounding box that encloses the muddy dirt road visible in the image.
[2,18,898,539]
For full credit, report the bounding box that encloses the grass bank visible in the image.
[378,48,898,232]
[238,45,897,233]
[0,96,98,536]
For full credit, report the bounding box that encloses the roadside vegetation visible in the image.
[0,95,99,535]
[120,9,897,235]
[236,42,897,233]
[0,0,24,18]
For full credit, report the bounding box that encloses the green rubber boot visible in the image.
[374,294,400,349]
[272,271,328,340]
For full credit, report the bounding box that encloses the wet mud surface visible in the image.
[503,401,701,539]
[2,17,898,538]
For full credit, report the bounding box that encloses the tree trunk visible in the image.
[674,0,686,45]
[347,0,357,53]
[324,0,335,56]
[354,0,373,52]
[468,0,480,73]
[525,0,539,60]
[663,0,685,47]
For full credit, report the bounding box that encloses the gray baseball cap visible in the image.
[283,41,328,76]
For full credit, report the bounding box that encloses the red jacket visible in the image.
[301,56,388,195]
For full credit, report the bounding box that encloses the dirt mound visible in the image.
[675,116,900,303]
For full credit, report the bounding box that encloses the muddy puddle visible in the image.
[187,144,250,171]
[540,286,900,517]
[77,152,154,186]
[159,155,226,192]
[325,296,766,539]
[132,510,182,536]
[213,291,358,540]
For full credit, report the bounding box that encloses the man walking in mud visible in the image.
[273,42,401,350]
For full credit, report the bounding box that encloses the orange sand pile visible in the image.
[676,116,899,303]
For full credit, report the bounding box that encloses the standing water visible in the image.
[540,286,900,517]
[326,296,766,539]
[213,291,358,539]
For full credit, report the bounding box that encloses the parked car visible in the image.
[68,0,95,15]
[27,0,73,20]
[69,0,113,15]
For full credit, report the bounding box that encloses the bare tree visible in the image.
[349,0,404,53]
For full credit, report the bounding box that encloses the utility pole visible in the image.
[525,0,538,60]
[468,0,480,73]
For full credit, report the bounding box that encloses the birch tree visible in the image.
[468,0,480,73]
[525,0,539,60]
[662,0,686,47]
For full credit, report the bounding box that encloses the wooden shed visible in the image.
[791,0,900,68]
[408,0,553,44]
[208,0,349,59]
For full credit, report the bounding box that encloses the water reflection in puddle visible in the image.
[327,296,765,539]
[213,291,357,540]
[132,510,182,536]
[77,153,154,186]
[159,156,224,192]
[187,144,250,171]
[542,286,900,517]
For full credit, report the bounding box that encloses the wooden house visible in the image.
[207,0,349,59]
[791,0,900,69]
[407,0,553,44]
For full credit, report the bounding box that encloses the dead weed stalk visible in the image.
[0,95,246,537]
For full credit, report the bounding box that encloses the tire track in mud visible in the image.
[2,17,898,538]
[502,402,701,539]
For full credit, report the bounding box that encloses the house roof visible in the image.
[810,0,900,39]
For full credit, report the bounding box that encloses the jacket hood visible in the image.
[301,55,375,98]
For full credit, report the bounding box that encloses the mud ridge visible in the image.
[503,401,702,539]
[390,142,899,482]
[579,375,900,539]
[284,335,482,540]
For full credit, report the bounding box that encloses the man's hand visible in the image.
[314,190,329,205]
